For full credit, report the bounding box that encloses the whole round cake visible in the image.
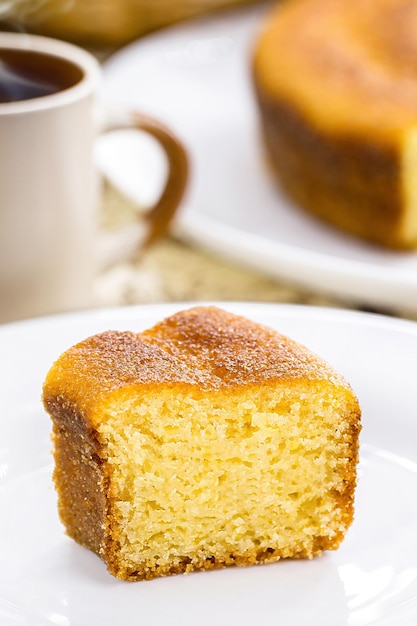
[253,0,417,249]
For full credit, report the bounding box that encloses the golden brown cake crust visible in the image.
[252,0,417,249]
[43,306,348,424]
[253,0,417,138]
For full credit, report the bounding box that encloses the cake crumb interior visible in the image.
[98,382,355,579]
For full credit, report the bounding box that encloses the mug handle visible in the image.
[97,110,189,268]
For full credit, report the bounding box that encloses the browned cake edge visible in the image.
[252,81,408,249]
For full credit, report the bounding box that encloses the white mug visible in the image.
[0,33,188,324]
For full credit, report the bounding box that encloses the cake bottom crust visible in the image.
[108,539,338,582]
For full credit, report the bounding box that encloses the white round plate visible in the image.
[1,302,417,625]
[99,3,417,315]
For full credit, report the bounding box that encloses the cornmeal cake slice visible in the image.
[42,306,361,581]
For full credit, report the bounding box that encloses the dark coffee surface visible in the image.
[0,48,83,103]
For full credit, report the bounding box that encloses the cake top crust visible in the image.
[253,0,417,140]
[43,306,348,421]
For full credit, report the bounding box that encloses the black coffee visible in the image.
[0,48,84,103]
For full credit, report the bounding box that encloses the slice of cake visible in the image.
[42,306,361,581]
[253,0,417,249]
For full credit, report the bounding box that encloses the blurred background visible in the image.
[1,0,416,321]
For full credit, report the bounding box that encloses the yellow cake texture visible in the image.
[253,0,417,249]
[42,306,361,581]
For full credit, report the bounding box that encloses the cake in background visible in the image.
[43,306,361,581]
[253,0,417,249]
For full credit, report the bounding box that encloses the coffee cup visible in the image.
[0,33,188,324]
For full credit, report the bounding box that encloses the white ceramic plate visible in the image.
[99,3,417,315]
[1,302,417,625]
